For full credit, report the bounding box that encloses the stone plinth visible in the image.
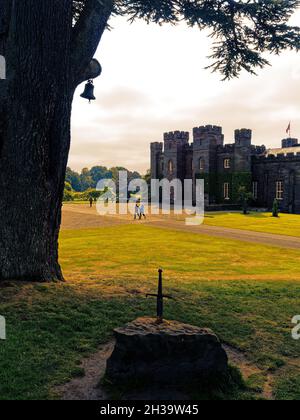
[106,317,228,385]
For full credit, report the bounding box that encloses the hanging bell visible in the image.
[80,79,96,103]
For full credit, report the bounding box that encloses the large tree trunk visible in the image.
[0,1,74,281]
[0,0,111,282]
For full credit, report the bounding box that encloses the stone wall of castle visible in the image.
[150,125,300,213]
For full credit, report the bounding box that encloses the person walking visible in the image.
[139,203,146,220]
[134,201,140,220]
[89,196,93,208]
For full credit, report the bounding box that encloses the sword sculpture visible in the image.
[146,269,173,324]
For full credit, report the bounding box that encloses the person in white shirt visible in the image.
[134,202,140,220]
[139,203,146,220]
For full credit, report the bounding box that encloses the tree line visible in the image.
[64,166,145,201]
[66,166,142,191]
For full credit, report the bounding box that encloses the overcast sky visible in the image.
[70,10,300,174]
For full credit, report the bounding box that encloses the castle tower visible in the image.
[150,142,163,180]
[191,125,224,205]
[282,138,298,148]
[234,129,252,172]
[163,131,189,181]
[192,125,224,176]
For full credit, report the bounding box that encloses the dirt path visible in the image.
[55,342,115,400]
[62,204,300,250]
[149,219,300,250]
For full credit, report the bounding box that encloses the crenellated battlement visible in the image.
[218,144,234,153]
[193,125,223,139]
[254,153,300,162]
[235,129,252,145]
[151,142,163,152]
[251,145,266,155]
[164,131,189,143]
[282,138,298,148]
[150,123,300,214]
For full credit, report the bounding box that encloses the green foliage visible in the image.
[72,188,104,201]
[65,166,142,193]
[63,182,74,202]
[231,173,252,203]
[197,172,252,204]
[72,1,300,78]
[111,0,300,79]
[79,168,94,192]
[65,167,82,192]
[64,181,72,192]
[237,186,253,215]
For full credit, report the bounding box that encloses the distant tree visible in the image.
[272,199,279,218]
[65,181,73,192]
[143,169,151,200]
[63,182,74,202]
[66,167,82,192]
[89,166,113,187]
[238,186,253,215]
[110,166,141,200]
[80,168,94,191]
[144,169,151,185]
[110,167,127,182]
[1,0,299,281]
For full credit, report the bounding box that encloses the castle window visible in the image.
[168,160,174,174]
[253,182,258,200]
[224,158,231,169]
[276,181,284,201]
[223,183,230,200]
[199,158,205,171]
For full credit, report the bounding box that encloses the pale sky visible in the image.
[70,10,300,174]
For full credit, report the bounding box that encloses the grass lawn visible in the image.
[204,212,300,237]
[0,224,300,400]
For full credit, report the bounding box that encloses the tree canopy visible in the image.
[66,166,142,191]
[72,0,300,79]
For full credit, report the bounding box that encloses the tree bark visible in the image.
[0,0,112,282]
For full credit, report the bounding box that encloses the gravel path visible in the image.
[62,204,300,250]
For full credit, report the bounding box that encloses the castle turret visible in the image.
[192,125,224,175]
[163,131,189,181]
[191,125,224,205]
[234,129,252,172]
[151,142,163,179]
[193,125,224,148]
[282,138,298,148]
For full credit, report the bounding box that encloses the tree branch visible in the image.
[71,0,113,86]
[77,58,102,85]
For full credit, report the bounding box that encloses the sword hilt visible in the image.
[146,269,174,322]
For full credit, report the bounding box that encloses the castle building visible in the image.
[150,125,300,213]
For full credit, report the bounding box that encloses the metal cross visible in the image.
[146,269,173,324]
